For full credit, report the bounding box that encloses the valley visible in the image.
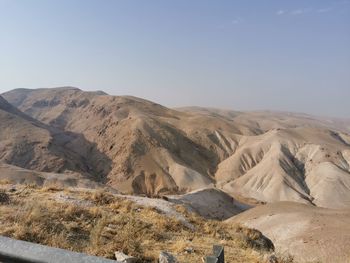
[1,87,350,262]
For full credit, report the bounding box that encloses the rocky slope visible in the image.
[0,94,110,183]
[2,87,350,208]
[2,87,231,194]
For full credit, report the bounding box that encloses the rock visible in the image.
[240,229,275,252]
[9,186,16,192]
[114,252,137,263]
[0,190,10,204]
[263,254,278,263]
[159,251,178,263]
[184,247,195,254]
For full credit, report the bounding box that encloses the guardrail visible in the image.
[0,236,225,263]
[0,236,118,263]
[205,245,224,263]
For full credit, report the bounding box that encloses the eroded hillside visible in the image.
[2,87,350,208]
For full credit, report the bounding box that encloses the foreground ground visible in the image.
[0,183,290,263]
[229,202,350,263]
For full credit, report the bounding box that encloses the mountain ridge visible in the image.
[2,87,350,208]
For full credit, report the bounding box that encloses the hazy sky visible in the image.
[0,0,349,118]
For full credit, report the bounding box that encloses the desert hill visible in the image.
[216,127,350,208]
[0,94,111,183]
[2,87,350,262]
[2,87,234,194]
[179,106,350,134]
[228,201,350,263]
[1,94,74,172]
[182,107,350,208]
[2,87,350,208]
[0,163,103,188]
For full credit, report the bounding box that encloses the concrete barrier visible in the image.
[0,236,119,263]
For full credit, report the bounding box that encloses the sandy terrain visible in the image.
[228,202,350,263]
[166,187,251,220]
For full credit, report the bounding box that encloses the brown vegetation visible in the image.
[0,185,287,263]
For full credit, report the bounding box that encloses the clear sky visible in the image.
[0,0,349,118]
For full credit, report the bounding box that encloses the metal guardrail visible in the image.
[205,245,224,263]
[0,236,119,263]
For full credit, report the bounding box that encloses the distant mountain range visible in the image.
[1,87,350,209]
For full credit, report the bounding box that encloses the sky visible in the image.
[0,0,349,118]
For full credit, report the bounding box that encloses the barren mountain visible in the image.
[217,127,350,208]
[0,163,102,189]
[0,94,110,183]
[2,87,232,194]
[2,87,350,208]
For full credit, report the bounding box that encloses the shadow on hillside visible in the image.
[48,129,112,184]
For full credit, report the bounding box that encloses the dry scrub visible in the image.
[0,190,10,204]
[0,185,289,262]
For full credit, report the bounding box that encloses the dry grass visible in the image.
[0,185,292,263]
[0,179,11,185]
